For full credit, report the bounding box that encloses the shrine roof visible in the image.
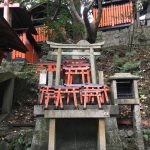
[0,17,28,52]
[0,7,37,35]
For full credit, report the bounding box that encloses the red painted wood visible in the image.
[93,1,133,27]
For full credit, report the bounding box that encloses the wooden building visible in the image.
[93,0,133,30]
[0,4,41,63]
[0,17,28,114]
[0,17,27,64]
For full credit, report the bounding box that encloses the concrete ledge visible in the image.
[44,109,109,118]
[115,99,139,105]
[34,105,45,116]
[0,72,15,83]
[0,114,9,122]
[102,105,119,115]
[34,105,118,116]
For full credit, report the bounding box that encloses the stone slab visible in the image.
[34,105,45,116]
[34,105,118,116]
[0,114,8,123]
[115,98,140,105]
[0,72,15,83]
[44,109,109,118]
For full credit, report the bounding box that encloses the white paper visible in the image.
[39,70,47,85]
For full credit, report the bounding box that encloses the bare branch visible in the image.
[69,0,84,25]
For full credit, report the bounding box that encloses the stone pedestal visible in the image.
[31,117,49,150]
[133,105,145,150]
[105,117,123,150]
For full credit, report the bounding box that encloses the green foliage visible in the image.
[13,64,38,106]
[44,1,84,42]
[114,50,142,75]
[143,129,150,143]
[8,132,30,150]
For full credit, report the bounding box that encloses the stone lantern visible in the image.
[109,73,140,105]
[109,73,144,150]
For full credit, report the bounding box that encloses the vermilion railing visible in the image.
[93,1,133,27]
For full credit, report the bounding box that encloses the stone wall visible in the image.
[97,26,150,49]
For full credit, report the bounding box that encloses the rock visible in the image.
[119,130,127,137]
[5,132,20,143]
[127,130,134,137]
[0,141,9,150]
[24,130,33,147]
[31,117,49,150]
[14,144,24,150]
[146,147,150,150]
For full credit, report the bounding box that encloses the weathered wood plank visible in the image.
[44,109,109,118]
[97,119,106,150]
[48,119,56,150]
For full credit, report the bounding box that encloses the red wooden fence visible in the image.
[93,1,133,27]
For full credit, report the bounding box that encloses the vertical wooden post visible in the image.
[90,48,96,84]
[55,48,62,86]
[48,72,53,86]
[97,119,106,150]
[48,119,56,150]
[3,0,10,24]
[98,71,104,84]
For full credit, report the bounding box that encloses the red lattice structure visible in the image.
[93,1,133,28]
